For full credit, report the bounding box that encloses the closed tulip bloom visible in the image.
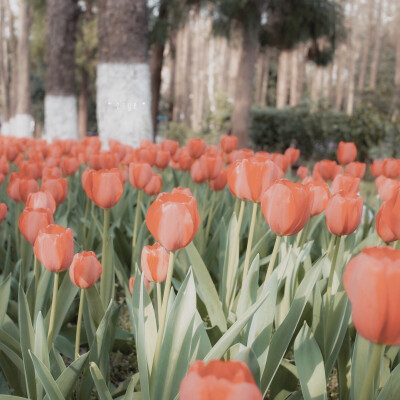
[220,135,238,154]
[383,158,400,179]
[82,169,95,202]
[146,192,200,251]
[129,276,150,294]
[190,159,207,183]
[331,174,360,195]
[343,247,400,345]
[84,169,124,208]
[345,162,366,179]
[227,149,254,164]
[370,160,384,177]
[376,177,400,202]
[188,138,207,159]
[155,150,170,170]
[61,157,80,176]
[144,174,162,196]
[210,168,227,191]
[0,203,7,223]
[178,149,192,171]
[34,224,74,272]
[297,166,309,180]
[261,180,311,236]
[161,139,179,156]
[228,158,283,202]
[7,173,39,202]
[20,161,43,180]
[42,166,62,178]
[26,191,56,214]
[305,181,331,216]
[375,189,400,242]
[19,207,54,245]
[69,251,102,289]
[136,146,157,166]
[129,162,153,189]
[314,160,342,181]
[203,154,223,181]
[41,177,68,205]
[325,192,363,235]
[337,141,357,165]
[270,153,290,173]
[205,145,220,155]
[6,144,18,162]
[141,243,169,282]
[179,360,262,400]
[284,147,300,165]
[0,156,9,175]
[90,151,119,170]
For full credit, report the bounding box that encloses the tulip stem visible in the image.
[359,342,383,400]
[152,251,175,384]
[67,176,71,212]
[75,289,85,360]
[242,202,258,285]
[299,218,312,249]
[205,191,217,240]
[265,235,282,283]
[47,272,59,347]
[131,190,143,273]
[34,256,39,291]
[100,208,110,307]
[200,185,210,219]
[15,202,21,259]
[83,196,89,246]
[325,235,341,320]
[156,283,162,325]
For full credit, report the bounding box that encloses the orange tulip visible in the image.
[305,181,331,216]
[69,251,103,289]
[331,174,360,195]
[90,151,119,170]
[129,162,153,189]
[370,160,384,178]
[190,159,207,183]
[376,177,400,202]
[33,224,74,272]
[146,192,200,251]
[210,168,227,191]
[41,177,68,205]
[179,360,262,400]
[261,180,311,236]
[26,191,56,214]
[155,150,170,170]
[20,161,43,180]
[202,154,223,181]
[144,174,162,196]
[375,189,400,242]
[19,207,54,245]
[0,156,9,175]
[6,144,18,162]
[172,187,193,197]
[314,160,342,181]
[42,166,62,178]
[61,157,80,176]
[284,147,300,165]
[83,168,124,208]
[343,246,400,345]
[7,172,39,202]
[177,148,192,171]
[141,243,169,282]
[270,153,290,173]
[136,146,157,166]
[161,139,179,156]
[325,192,363,235]
[296,166,309,180]
[220,135,238,154]
[337,141,357,165]
[383,158,400,179]
[0,203,7,223]
[345,162,366,179]
[129,276,149,294]
[227,149,254,164]
[188,138,207,159]
[227,158,283,202]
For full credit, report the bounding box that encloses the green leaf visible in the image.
[86,285,105,328]
[0,396,29,400]
[33,269,52,320]
[294,323,327,400]
[0,275,11,325]
[185,242,227,332]
[90,362,113,400]
[236,255,259,319]
[377,363,400,400]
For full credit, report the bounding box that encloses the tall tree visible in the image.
[276,50,289,108]
[391,0,400,117]
[369,0,384,89]
[0,0,10,134]
[45,0,79,140]
[97,0,152,147]
[289,47,299,107]
[15,0,32,137]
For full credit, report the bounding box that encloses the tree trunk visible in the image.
[78,68,88,140]
[231,18,260,148]
[335,44,346,110]
[289,47,299,107]
[297,43,307,102]
[311,66,323,110]
[255,47,270,105]
[97,0,152,147]
[45,0,78,140]
[15,0,32,137]
[369,0,384,89]
[167,34,176,118]
[276,50,289,109]
[391,0,400,118]
[0,0,10,134]
[227,21,242,102]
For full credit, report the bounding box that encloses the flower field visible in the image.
[0,135,399,400]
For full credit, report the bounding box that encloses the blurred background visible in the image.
[0,0,399,160]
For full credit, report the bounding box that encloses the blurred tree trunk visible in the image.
[97,0,152,146]
[0,1,10,134]
[78,68,88,140]
[255,47,270,105]
[231,17,260,147]
[15,0,32,137]
[369,0,384,89]
[227,22,242,102]
[357,0,375,105]
[168,35,176,118]
[297,43,307,101]
[276,50,289,109]
[45,0,78,140]
[391,0,400,117]
[311,66,323,110]
[335,44,346,110]
[289,47,298,107]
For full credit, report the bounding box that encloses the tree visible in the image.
[0,0,10,134]
[369,0,384,90]
[97,0,152,147]
[45,0,79,140]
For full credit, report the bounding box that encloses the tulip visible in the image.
[270,153,290,173]
[383,158,400,179]
[172,187,193,197]
[297,166,309,180]
[129,276,150,294]
[20,161,43,180]
[370,160,384,178]
[41,177,68,205]
[345,161,366,179]
[61,157,80,176]
[42,166,62,178]
[375,189,400,243]
[376,177,399,202]
[314,160,342,181]
[331,173,360,195]
[7,172,39,202]
[69,251,103,289]
[129,162,153,189]
[305,181,331,216]
[209,168,227,192]
[136,146,157,166]
[19,207,54,245]
[179,360,262,400]
[220,135,238,154]
[325,192,363,236]
[141,243,169,283]
[202,153,223,181]
[155,150,170,170]
[227,149,254,164]
[337,141,357,165]
[284,147,300,165]
[144,174,162,196]
[90,151,119,170]
[190,159,207,183]
[161,139,179,156]
[177,148,192,171]
[188,138,207,159]
[0,203,7,223]
[26,191,57,214]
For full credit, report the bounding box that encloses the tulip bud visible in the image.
[18,207,54,245]
[69,251,102,289]
[337,141,357,165]
[141,243,169,282]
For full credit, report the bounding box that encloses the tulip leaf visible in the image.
[86,285,105,328]
[185,242,227,332]
[29,351,65,400]
[376,363,400,400]
[294,322,327,400]
[0,274,11,326]
[90,362,113,400]
[0,396,29,400]
[34,269,52,321]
